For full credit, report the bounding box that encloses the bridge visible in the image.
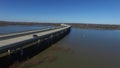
[0,24,71,58]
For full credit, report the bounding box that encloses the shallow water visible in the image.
[31,28,120,68]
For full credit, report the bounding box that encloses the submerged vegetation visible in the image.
[9,44,73,68]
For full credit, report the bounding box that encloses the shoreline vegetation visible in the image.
[0,21,120,29]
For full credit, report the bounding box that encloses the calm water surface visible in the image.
[0,25,52,34]
[33,28,120,68]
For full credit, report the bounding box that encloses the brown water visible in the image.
[21,28,120,68]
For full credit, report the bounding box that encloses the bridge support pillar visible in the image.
[37,39,41,45]
[50,34,53,44]
[20,48,24,56]
[7,49,11,56]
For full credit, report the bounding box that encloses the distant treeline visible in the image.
[1,21,120,29]
[68,23,120,29]
[0,21,60,26]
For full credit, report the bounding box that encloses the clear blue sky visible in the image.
[0,0,120,24]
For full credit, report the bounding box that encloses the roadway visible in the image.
[0,26,62,40]
[0,25,70,48]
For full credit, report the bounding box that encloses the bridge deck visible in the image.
[0,25,70,48]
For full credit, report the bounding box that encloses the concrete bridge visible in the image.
[0,24,71,58]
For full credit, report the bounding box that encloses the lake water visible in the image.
[0,25,52,34]
[31,28,120,68]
